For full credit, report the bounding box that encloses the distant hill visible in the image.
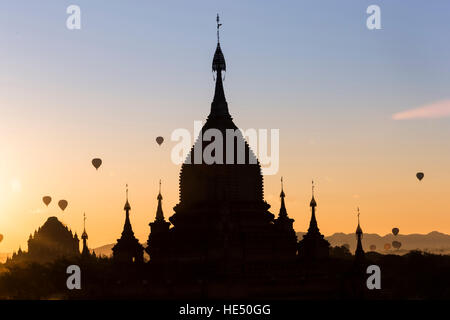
[91,243,114,257]
[296,231,450,254]
[2,232,449,263]
[91,243,149,260]
[93,232,450,257]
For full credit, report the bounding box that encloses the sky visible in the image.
[1,0,450,252]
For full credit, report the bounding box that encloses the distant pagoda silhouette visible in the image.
[112,185,144,263]
[273,177,298,257]
[146,180,170,262]
[81,213,90,258]
[297,181,330,260]
[148,15,297,266]
[10,216,80,264]
[354,207,365,263]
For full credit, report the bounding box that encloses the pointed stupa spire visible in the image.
[124,184,131,211]
[81,212,89,257]
[155,179,165,222]
[310,180,317,207]
[122,184,134,237]
[355,207,365,261]
[210,14,230,118]
[112,184,144,263]
[82,212,88,239]
[308,180,319,233]
[356,207,363,235]
[278,177,288,218]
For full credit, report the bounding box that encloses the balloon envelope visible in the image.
[416,172,424,181]
[42,196,52,207]
[392,241,402,249]
[58,200,68,211]
[392,227,399,236]
[384,243,391,250]
[92,158,102,170]
[0,234,3,242]
[156,136,164,146]
[370,244,376,251]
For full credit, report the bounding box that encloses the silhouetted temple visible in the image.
[81,213,90,258]
[297,182,330,260]
[146,180,170,262]
[355,208,365,263]
[112,186,144,263]
[0,16,395,301]
[147,15,298,268]
[10,216,80,264]
[273,178,298,257]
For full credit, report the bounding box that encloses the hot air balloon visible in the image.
[392,241,402,249]
[384,243,391,250]
[392,227,399,236]
[370,244,376,251]
[92,158,102,170]
[156,136,164,146]
[58,200,68,212]
[416,172,424,181]
[42,196,52,207]
[0,234,3,243]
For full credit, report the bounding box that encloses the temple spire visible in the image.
[210,14,229,117]
[298,180,330,260]
[112,184,144,263]
[308,180,319,233]
[156,179,165,221]
[217,14,222,44]
[124,184,131,211]
[355,207,365,261]
[122,184,133,236]
[81,212,89,257]
[278,177,287,218]
[356,207,362,235]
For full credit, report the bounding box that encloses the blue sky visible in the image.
[1,1,450,250]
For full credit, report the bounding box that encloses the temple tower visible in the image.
[274,177,298,257]
[112,185,144,263]
[146,180,170,261]
[297,181,330,260]
[355,207,365,263]
[81,213,90,258]
[151,15,297,266]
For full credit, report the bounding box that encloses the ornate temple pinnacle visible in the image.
[356,207,362,235]
[124,184,131,211]
[210,14,229,117]
[310,180,317,208]
[156,180,165,221]
[280,177,285,198]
